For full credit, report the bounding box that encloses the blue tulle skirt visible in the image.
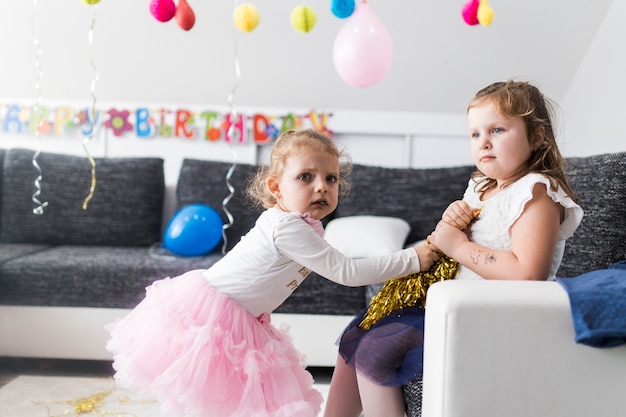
[338,305,426,387]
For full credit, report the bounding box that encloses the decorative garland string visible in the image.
[220,0,244,255]
[82,6,100,210]
[31,0,48,216]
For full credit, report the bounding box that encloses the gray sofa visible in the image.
[0,149,475,317]
[1,148,625,413]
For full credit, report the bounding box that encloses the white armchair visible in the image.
[419,280,626,417]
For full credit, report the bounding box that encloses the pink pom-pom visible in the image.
[461,0,480,26]
[150,0,176,23]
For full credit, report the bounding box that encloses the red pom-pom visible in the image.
[175,0,196,31]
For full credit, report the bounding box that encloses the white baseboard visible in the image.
[0,306,353,367]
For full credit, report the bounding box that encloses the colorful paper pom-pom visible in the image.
[477,0,495,26]
[461,0,480,25]
[233,3,261,33]
[462,0,495,27]
[175,0,196,31]
[291,5,317,33]
[331,0,355,19]
[150,0,176,23]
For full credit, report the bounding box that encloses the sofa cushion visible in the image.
[275,274,366,315]
[0,244,365,314]
[0,246,222,308]
[0,243,50,264]
[558,151,626,277]
[0,149,164,246]
[176,159,263,252]
[336,164,474,246]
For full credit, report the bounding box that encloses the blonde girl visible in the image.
[107,128,439,417]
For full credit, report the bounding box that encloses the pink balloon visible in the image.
[333,3,393,88]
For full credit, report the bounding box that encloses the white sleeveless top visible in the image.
[456,173,583,281]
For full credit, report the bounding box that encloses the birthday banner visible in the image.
[0,103,333,144]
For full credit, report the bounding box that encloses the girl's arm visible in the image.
[274,215,436,286]
[429,183,562,281]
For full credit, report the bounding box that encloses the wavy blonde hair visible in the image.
[246,129,353,209]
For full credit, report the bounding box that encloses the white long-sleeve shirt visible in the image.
[203,208,421,317]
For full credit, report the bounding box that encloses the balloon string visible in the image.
[221,2,242,255]
[221,161,236,255]
[82,7,100,210]
[227,0,241,116]
[31,0,48,215]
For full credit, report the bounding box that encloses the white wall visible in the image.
[561,0,626,156]
[0,0,624,198]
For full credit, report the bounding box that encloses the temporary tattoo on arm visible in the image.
[470,250,480,265]
[484,253,497,264]
[469,249,497,265]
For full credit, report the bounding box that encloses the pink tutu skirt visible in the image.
[106,270,323,417]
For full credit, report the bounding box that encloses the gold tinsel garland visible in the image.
[359,253,459,330]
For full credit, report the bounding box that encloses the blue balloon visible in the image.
[164,204,223,256]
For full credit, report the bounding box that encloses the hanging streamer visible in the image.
[220,0,244,255]
[31,0,48,215]
[82,5,100,210]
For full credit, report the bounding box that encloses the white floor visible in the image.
[0,358,334,416]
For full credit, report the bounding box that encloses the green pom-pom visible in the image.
[291,5,317,33]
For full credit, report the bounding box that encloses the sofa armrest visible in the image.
[422,280,626,417]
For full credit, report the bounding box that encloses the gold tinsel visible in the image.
[359,253,459,330]
[34,388,114,416]
[359,206,482,330]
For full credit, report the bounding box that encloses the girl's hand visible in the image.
[413,243,440,271]
[428,221,469,258]
[441,200,475,230]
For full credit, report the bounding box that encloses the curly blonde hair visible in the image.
[468,80,577,201]
[246,129,353,209]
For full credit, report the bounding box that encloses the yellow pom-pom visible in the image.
[233,3,261,33]
[290,5,317,33]
[477,0,494,26]
[82,0,100,4]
